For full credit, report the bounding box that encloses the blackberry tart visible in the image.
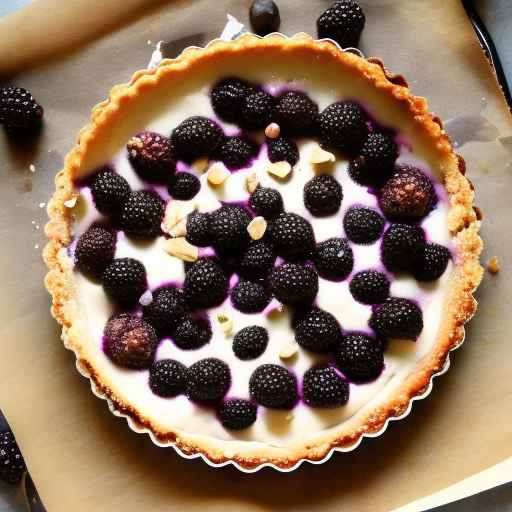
[44,34,482,470]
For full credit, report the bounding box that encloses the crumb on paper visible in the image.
[35,225,40,230]
[147,40,152,45]
[34,244,39,249]
[29,164,36,173]
[487,256,500,275]
[39,202,46,209]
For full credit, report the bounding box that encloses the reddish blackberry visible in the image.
[219,399,257,430]
[267,136,299,166]
[302,365,349,408]
[171,116,223,161]
[75,226,116,277]
[167,172,200,200]
[183,257,229,309]
[274,91,319,135]
[382,223,425,273]
[118,190,165,238]
[242,90,275,129]
[360,132,399,170]
[186,212,212,247]
[348,155,393,188]
[173,314,212,350]
[211,77,254,123]
[249,186,283,219]
[294,307,342,353]
[249,0,281,36]
[270,263,318,306]
[90,169,131,215]
[343,206,384,244]
[149,359,187,397]
[349,270,390,304]
[231,279,271,313]
[413,243,451,282]
[335,333,384,382]
[239,240,276,277]
[317,0,366,48]
[233,325,269,360]
[210,204,251,254]
[0,430,26,484]
[214,135,258,169]
[249,364,298,408]
[143,285,187,334]
[186,358,231,403]
[313,238,353,280]
[127,131,176,183]
[0,86,43,136]
[103,313,158,369]
[304,174,343,217]
[267,212,315,260]
[102,257,147,307]
[370,297,424,340]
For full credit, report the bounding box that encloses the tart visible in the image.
[44,33,483,470]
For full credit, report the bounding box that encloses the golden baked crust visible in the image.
[43,33,483,471]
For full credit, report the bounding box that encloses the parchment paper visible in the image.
[0,1,511,511]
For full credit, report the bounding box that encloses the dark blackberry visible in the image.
[127,131,176,183]
[233,325,269,360]
[370,297,424,340]
[173,314,212,350]
[267,212,315,260]
[219,399,257,430]
[294,307,342,353]
[143,285,187,334]
[270,263,319,306]
[231,279,271,313]
[313,238,353,280]
[242,90,275,129]
[349,270,390,304]
[75,225,116,277]
[0,86,43,136]
[249,364,298,408]
[343,206,384,244]
[274,91,319,135]
[211,77,254,123]
[0,430,26,484]
[183,257,229,309]
[167,172,200,200]
[185,212,212,247]
[302,365,349,408]
[318,101,368,153]
[317,0,366,48]
[102,257,147,307]
[249,0,281,36]
[382,223,425,273]
[413,243,451,282]
[348,155,393,188]
[118,190,165,238]
[171,116,223,161]
[210,204,252,254]
[186,358,231,403]
[267,136,299,166]
[149,359,187,397]
[90,169,131,215]
[360,132,399,170]
[304,174,343,217]
[335,333,384,382]
[214,135,258,169]
[249,186,283,218]
[239,240,276,277]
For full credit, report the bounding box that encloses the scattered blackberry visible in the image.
[219,399,257,430]
[185,212,212,247]
[102,258,147,307]
[231,279,271,313]
[171,116,223,161]
[173,314,212,350]
[349,270,390,304]
[249,0,281,36]
[304,174,343,217]
[360,131,399,170]
[249,364,298,408]
[302,365,349,408]
[274,91,319,135]
[143,286,187,334]
[127,131,176,183]
[313,238,353,280]
[149,359,187,397]
[103,313,158,369]
[267,212,315,260]
[370,297,424,340]
[317,0,366,48]
[183,257,229,309]
[343,206,384,244]
[335,333,384,382]
[167,172,200,200]
[348,155,393,188]
[186,358,231,403]
[382,223,425,273]
[242,90,275,129]
[214,135,259,169]
[210,204,251,254]
[0,430,26,484]
[75,226,116,277]
[294,307,342,353]
[270,263,319,306]
[211,77,254,123]
[413,243,451,282]
[319,100,368,153]
[118,190,165,238]
[239,240,276,277]
[90,169,131,215]
[249,186,283,218]
[233,325,269,360]
[0,86,43,136]
[267,136,299,166]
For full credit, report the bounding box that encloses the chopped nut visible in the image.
[267,161,292,179]
[265,122,281,139]
[139,289,153,306]
[487,256,500,275]
[247,216,267,240]
[162,200,196,236]
[174,218,187,237]
[217,314,233,335]
[164,237,198,262]
[192,156,209,173]
[246,172,260,193]
[310,144,335,165]
[279,341,298,360]
[207,163,231,185]
[64,197,77,208]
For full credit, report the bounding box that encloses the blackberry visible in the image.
[214,135,258,169]
[90,169,131,215]
[143,285,187,334]
[210,204,252,254]
[103,313,158,369]
[249,364,298,408]
[303,174,343,217]
[360,132,399,170]
[413,243,451,282]
[249,186,283,218]
[343,206,384,244]
[171,116,223,161]
[127,131,176,183]
[0,430,26,484]
[349,270,390,304]
[173,314,212,350]
[267,136,299,166]
[211,77,254,123]
[242,90,275,129]
[335,333,384,382]
[267,212,315,260]
[239,240,276,277]
[185,212,212,247]
[302,365,349,408]
[231,279,271,313]
[370,297,424,340]
[249,0,281,36]
[219,399,257,430]
[233,325,269,360]
[186,358,231,403]
[167,172,200,200]
[319,101,368,153]
[118,190,165,238]
[382,223,425,273]
[183,257,229,309]
[102,258,147,307]
[149,359,187,397]
[274,91,319,135]
[0,86,43,136]
[270,263,318,306]
[313,238,353,280]
[348,155,393,188]
[294,307,342,353]
[317,0,366,48]
[75,225,116,277]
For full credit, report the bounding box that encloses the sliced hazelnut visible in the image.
[247,216,267,240]
[164,237,198,262]
[267,161,292,179]
[279,341,298,360]
[246,171,260,193]
[162,200,196,236]
[207,163,231,185]
[265,122,281,139]
[310,144,336,165]
[217,314,233,335]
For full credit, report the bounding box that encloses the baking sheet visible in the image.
[0,0,511,511]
